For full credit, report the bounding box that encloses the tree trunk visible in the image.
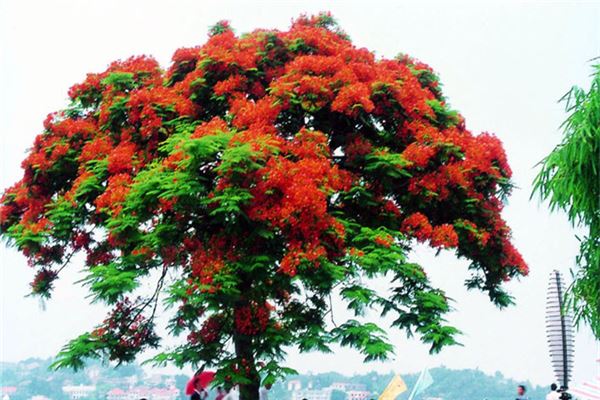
[234,332,260,400]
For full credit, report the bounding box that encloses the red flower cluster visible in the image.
[332,83,375,117]
[199,316,221,344]
[107,142,137,174]
[91,298,159,362]
[30,268,58,298]
[191,117,229,139]
[94,174,132,216]
[188,316,222,345]
[345,136,373,161]
[80,136,113,163]
[237,128,351,274]
[430,224,459,248]
[190,246,225,287]
[374,233,393,248]
[279,242,327,277]
[401,212,433,242]
[234,303,270,335]
[402,143,437,168]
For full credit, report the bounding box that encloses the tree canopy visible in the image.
[533,64,600,338]
[0,13,527,400]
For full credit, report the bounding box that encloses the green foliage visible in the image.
[51,333,106,371]
[331,320,394,362]
[46,197,84,241]
[533,63,600,337]
[102,72,136,92]
[364,149,412,180]
[340,285,377,316]
[79,262,140,304]
[427,98,460,128]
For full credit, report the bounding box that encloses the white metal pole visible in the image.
[407,369,425,400]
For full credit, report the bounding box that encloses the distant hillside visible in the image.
[0,358,547,400]
[272,367,547,400]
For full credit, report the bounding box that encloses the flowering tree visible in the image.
[0,14,527,400]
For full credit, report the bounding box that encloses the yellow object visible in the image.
[378,374,408,400]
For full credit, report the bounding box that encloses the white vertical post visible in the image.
[407,369,424,400]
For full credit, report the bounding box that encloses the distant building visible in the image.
[63,384,96,400]
[31,395,51,400]
[128,386,150,400]
[164,377,176,387]
[1,387,15,400]
[22,362,41,371]
[291,388,332,400]
[290,382,371,400]
[1,388,17,396]
[125,375,138,388]
[107,386,179,400]
[148,387,179,400]
[330,383,367,392]
[87,367,101,383]
[107,388,127,400]
[346,390,371,400]
[287,380,301,391]
[146,374,163,386]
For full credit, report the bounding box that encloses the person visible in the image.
[215,387,225,400]
[516,385,529,400]
[546,383,560,400]
[190,376,201,400]
[259,383,272,400]
[193,376,208,400]
[189,375,208,400]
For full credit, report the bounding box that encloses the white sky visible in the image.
[1,0,599,388]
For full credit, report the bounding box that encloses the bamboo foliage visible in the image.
[533,63,600,338]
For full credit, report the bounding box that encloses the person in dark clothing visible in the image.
[546,383,560,400]
[516,385,529,400]
[190,376,208,400]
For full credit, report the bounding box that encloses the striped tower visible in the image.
[546,270,575,398]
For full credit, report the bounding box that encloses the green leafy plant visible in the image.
[533,63,600,338]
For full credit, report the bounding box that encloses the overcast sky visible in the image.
[1,0,599,388]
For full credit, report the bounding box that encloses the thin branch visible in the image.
[328,293,337,328]
[55,250,77,275]
[149,265,168,321]
[126,264,169,331]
